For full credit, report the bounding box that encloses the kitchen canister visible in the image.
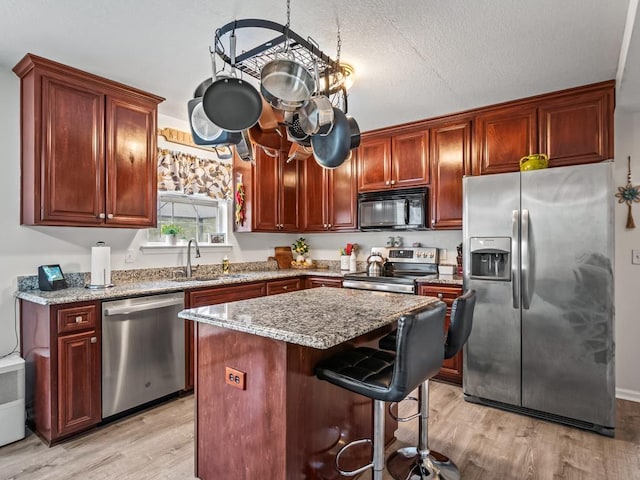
[340,255,350,271]
[88,241,114,289]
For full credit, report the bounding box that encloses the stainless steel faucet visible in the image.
[186,238,201,278]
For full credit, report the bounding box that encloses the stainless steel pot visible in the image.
[260,56,314,112]
[298,60,334,135]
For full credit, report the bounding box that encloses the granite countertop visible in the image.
[16,268,345,306]
[179,287,442,349]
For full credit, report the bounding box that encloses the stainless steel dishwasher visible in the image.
[102,292,185,418]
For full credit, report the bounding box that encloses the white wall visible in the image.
[613,110,640,401]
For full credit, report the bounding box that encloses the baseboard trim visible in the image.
[616,388,640,403]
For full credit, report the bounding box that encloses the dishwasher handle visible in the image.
[104,297,184,316]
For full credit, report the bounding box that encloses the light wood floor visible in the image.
[1,382,639,479]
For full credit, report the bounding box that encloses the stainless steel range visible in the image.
[343,247,439,294]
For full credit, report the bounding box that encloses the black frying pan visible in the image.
[311,107,351,169]
[202,32,262,132]
[202,76,262,132]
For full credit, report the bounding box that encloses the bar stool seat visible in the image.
[315,302,447,480]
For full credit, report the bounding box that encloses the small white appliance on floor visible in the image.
[0,353,25,446]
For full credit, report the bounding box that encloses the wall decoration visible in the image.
[157,148,232,200]
[615,156,640,229]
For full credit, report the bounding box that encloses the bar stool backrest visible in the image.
[390,302,447,400]
[444,289,476,360]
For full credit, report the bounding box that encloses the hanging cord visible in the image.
[0,296,20,359]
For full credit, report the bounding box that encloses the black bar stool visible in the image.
[315,301,447,480]
[382,289,477,480]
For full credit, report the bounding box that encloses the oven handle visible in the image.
[343,280,415,294]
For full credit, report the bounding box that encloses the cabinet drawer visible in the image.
[56,303,98,334]
[417,285,462,306]
[304,277,343,289]
[267,278,302,295]
[188,282,266,308]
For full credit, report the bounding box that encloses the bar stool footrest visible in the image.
[336,438,374,477]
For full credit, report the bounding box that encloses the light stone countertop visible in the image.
[15,269,344,305]
[16,267,462,306]
[179,287,443,349]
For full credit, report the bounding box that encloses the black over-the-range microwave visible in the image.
[357,187,428,231]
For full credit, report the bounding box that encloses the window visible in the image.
[147,192,228,245]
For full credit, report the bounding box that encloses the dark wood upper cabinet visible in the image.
[391,130,430,188]
[357,136,392,191]
[473,81,614,174]
[238,148,300,232]
[538,87,614,167]
[13,53,163,227]
[358,131,429,192]
[474,104,537,175]
[430,120,471,229]
[301,152,357,232]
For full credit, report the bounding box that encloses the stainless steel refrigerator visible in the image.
[462,162,615,436]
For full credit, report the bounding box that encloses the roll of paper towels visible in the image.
[90,242,111,286]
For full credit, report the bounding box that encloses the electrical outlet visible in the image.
[439,248,447,261]
[225,366,246,390]
[633,250,640,265]
[125,249,137,263]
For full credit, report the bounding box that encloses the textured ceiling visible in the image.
[0,0,636,132]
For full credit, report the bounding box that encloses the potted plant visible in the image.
[161,224,183,245]
[292,237,309,264]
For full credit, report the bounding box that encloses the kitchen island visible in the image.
[179,287,441,480]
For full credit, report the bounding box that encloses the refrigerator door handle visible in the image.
[511,209,520,309]
[521,208,531,310]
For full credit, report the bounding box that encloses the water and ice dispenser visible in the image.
[469,237,511,280]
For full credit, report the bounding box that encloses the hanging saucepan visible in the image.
[311,107,351,169]
[248,123,283,152]
[260,51,315,112]
[298,56,334,136]
[287,113,312,147]
[346,115,361,149]
[202,32,262,132]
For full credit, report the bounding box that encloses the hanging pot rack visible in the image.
[214,19,349,98]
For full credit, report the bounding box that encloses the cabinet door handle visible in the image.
[385,180,390,186]
[432,219,435,226]
[107,213,114,219]
[390,180,396,185]
[327,223,332,229]
[323,223,327,228]
[75,316,83,323]
[437,293,443,299]
[90,336,97,344]
[283,285,288,290]
[98,213,106,219]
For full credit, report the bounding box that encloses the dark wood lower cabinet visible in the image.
[20,300,101,445]
[417,284,463,385]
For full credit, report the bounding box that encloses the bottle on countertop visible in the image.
[349,252,357,272]
[222,255,230,274]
